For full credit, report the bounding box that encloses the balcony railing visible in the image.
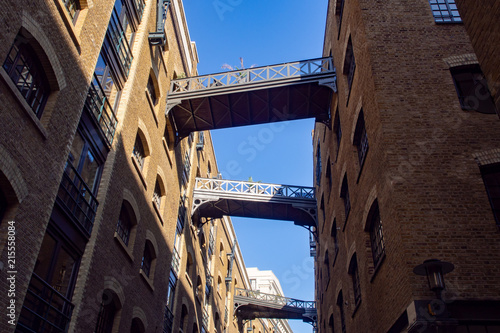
[235,288,316,309]
[163,305,174,333]
[57,160,99,237]
[170,57,335,95]
[17,273,74,333]
[202,306,209,331]
[85,73,118,146]
[133,0,146,21]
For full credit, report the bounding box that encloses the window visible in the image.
[130,318,145,333]
[349,254,361,308]
[353,110,369,168]
[337,291,346,333]
[343,37,356,94]
[180,305,189,332]
[182,151,191,187]
[331,219,339,265]
[321,195,326,225]
[450,65,497,114]
[116,201,136,246]
[153,180,163,210]
[166,269,177,309]
[207,162,212,178]
[316,142,322,186]
[335,0,346,37]
[147,75,158,106]
[108,0,135,74]
[17,228,80,332]
[3,36,49,118]
[368,201,385,267]
[133,134,146,170]
[196,276,202,299]
[326,158,332,191]
[63,0,80,22]
[141,242,155,278]
[58,129,102,236]
[329,314,335,333]
[334,108,342,156]
[428,0,462,23]
[95,291,118,333]
[340,176,351,224]
[324,250,330,285]
[217,276,223,294]
[480,164,500,228]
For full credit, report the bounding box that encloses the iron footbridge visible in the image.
[233,288,317,328]
[192,178,317,227]
[166,57,336,142]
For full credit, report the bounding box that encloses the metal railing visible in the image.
[171,247,181,276]
[57,160,99,237]
[16,273,74,333]
[235,288,316,309]
[85,73,118,146]
[170,57,334,94]
[163,305,174,333]
[202,306,210,331]
[195,178,315,200]
[107,7,133,77]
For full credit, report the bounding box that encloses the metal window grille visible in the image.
[163,304,174,333]
[147,76,158,105]
[153,182,162,209]
[346,43,356,92]
[355,113,369,167]
[350,257,361,306]
[428,0,462,23]
[116,211,131,246]
[63,0,79,21]
[94,297,117,333]
[2,38,49,118]
[182,151,191,186]
[370,206,385,266]
[105,3,133,80]
[133,135,145,170]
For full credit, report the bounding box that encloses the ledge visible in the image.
[113,231,134,262]
[0,68,48,139]
[139,269,155,291]
[131,156,148,190]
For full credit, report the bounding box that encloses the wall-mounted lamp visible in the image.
[413,259,454,299]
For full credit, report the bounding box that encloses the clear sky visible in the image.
[182,1,328,332]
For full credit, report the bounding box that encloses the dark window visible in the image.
[153,180,162,209]
[141,242,154,277]
[180,305,189,332]
[480,164,500,228]
[334,108,342,156]
[94,292,117,333]
[58,129,102,236]
[130,318,145,333]
[182,151,191,186]
[428,0,461,23]
[353,110,369,168]
[451,65,497,114]
[368,202,385,267]
[316,142,322,186]
[340,176,351,224]
[321,195,326,225]
[3,36,49,118]
[0,188,7,222]
[116,202,133,246]
[108,0,135,75]
[349,254,361,307]
[17,228,80,332]
[324,250,330,283]
[326,158,332,191]
[335,0,346,37]
[331,219,339,265]
[337,291,346,333]
[63,0,80,22]
[343,37,356,94]
[329,314,335,333]
[147,75,158,106]
[133,134,146,170]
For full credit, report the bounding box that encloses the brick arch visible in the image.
[102,276,125,309]
[443,53,479,68]
[20,10,66,91]
[0,145,28,204]
[156,165,167,195]
[345,242,357,272]
[137,118,152,156]
[132,306,148,331]
[145,229,159,257]
[361,186,378,231]
[349,100,364,144]
[123,188,141,224]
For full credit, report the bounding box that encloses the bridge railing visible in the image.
[195,178,315,200]
[170,57,334,94]
[235,288,316,309]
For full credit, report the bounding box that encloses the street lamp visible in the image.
[413,259,455,299]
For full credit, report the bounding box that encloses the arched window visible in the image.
[116,200,137,247]
[186,252,194,281]
[180,305,189,332]
[141,241,156,279]
[349,254,361,307]
[196,276,202,299]
[340,175,350,224]
[353,109,369,168]
[336,291,346,333]
[219,242,225,260]
[153,176,165,212]
[217,276,222,294]
[95,289,122,333]
[329,313,335,332]
[133,134,146,171]
[367,200,385,267]
[130,317,145,333]
[3,35,50,118]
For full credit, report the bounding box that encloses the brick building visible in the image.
[0,1,269,333]
[313,0,500,332]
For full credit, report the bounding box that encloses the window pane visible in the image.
[33,233,58,281]
[52,246,77,296]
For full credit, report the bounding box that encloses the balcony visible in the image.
[16,273,74,333]
[163,305,174,333]
[85,73,118,146]
[57,160,99,237]
[107,8,133,77]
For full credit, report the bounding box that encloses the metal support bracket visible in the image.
[319,77,337,93]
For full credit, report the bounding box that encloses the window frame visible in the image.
[368,202,385,268]
[343,37,356,99]
[340,176,351,227]
[349,254,362,309]
[480,163,500,228]
[353,110,369,170]
[428,0,462,23]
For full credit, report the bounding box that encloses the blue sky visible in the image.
[182,1,328,331]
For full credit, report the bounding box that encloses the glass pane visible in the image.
[52,245,77,297]
[69,131,85,169]
[33,233,58,281]
[80,148,101,193]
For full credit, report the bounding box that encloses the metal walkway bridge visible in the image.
[234,288,317,328]
[192,178,317,227]
[166,57,336,142]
